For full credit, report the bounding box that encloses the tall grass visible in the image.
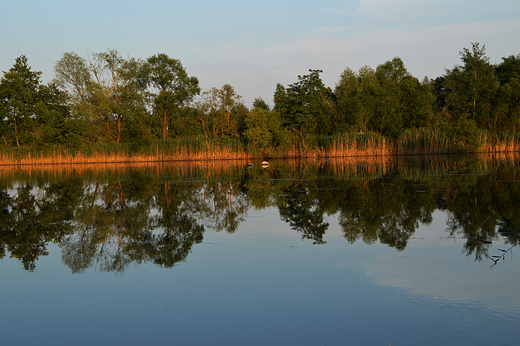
[397,128,459,154]
[315,132,392,158]
[397,128,520,155]
[0,129,519,165]
[0,137,250,165]
[480,132,520,153]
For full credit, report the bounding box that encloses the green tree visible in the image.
[54,51,154,145]
[444,43,499,130]
[0,55,74,148]
[356,66,380,133]
[244,106,283,157]
[0,56,41,146]
[196,84,247,138]
[145,53,200,139]
[495,54,520,85]
[75,50,151,144]
[53,52,91,103]
[34,83,78,146]
[494,55,520,131]
[336,58,434,138]
[252,97,270,111]
[274,69,329,138]
[373,57,434,137]
[335,68,362,132]
[53,52,98,143]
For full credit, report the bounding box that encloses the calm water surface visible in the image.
[1,156,519,345]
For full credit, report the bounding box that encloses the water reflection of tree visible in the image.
[61,178,206,273]
[139,181,204,267]
[197,181,249,233]
[278,185,329,244]
[3,157,520,272]
[0,180,81,271]
[441,167,520,262]
[335,176,436,251]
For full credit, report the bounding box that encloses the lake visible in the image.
[1,155,519,345]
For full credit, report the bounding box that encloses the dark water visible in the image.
[1,156,519,345]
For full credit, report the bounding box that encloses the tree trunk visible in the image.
[163,110,168,140]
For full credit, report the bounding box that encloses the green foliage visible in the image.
[146,53,200,139]
[252,97,270,111]
[335,67,362,131]
[335,58,435,139]
[196,84,247,138]
[0,43,519,160]
[495,54,520,85]
[244,107,284,157]
[274,69,330,138]
[53,52,91,103]
[0,55,78,148]
[444,43,499,129]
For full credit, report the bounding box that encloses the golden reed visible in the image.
[0,133,518,166]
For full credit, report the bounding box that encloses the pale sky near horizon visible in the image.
[2,0,520,107]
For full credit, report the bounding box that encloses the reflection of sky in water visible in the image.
[342,210,520,317]
[2,207,520,345]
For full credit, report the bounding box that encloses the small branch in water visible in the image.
[486,244,516,269]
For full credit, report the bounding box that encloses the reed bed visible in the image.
[314,133,393,158]
[1,130,519,166]
[480,136,520,154]
[0,138,251,166]
[397,129,460,155]
[397,129,520,156]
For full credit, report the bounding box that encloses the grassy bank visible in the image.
[397,128,520,155]
[1,129,519,165]
[0,137,250,165]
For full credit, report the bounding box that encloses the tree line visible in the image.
[0,43,519,158]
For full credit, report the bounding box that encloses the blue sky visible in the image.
[2,0,520,107]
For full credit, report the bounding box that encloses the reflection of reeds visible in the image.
[2,151,519,183]
[481,151,520,162]
[0,160,250,182]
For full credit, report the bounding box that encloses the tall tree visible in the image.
[145,54,200,139]
[53,52,91,103]
[336,58,434,138]
[494,55,520,131]
[274,69,329,138]
[335,67,362,132]
[196,84,247,138]
[444,43,499,129]
[495,54,520,85]
[244,106,283,157]
[75,49,150,144]
[1,55,73,147]
[0,56,41,146]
